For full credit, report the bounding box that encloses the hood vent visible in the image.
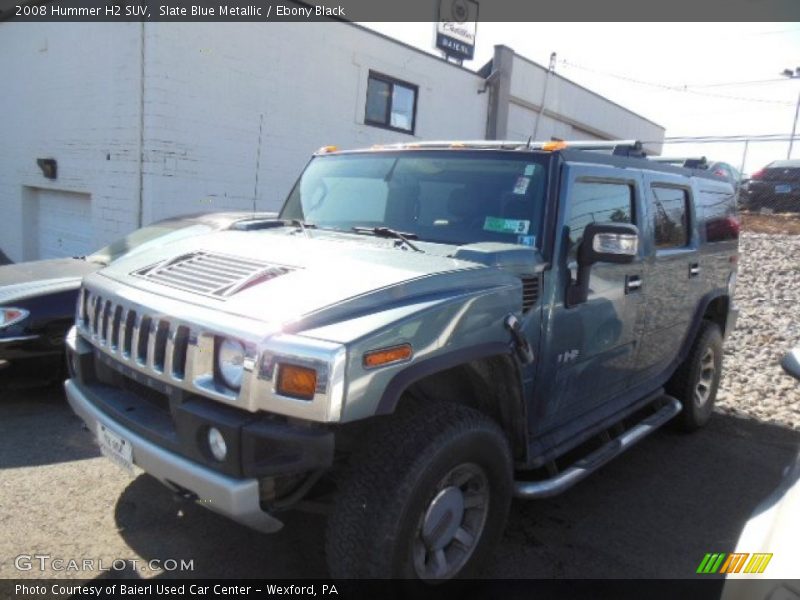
[520,276,540,313]
[132,252,296,298]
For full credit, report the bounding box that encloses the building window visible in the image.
[651,185,691,249]
[365,71,418,134]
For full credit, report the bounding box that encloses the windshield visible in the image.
[88,222,215,265]
[279,151,550,247]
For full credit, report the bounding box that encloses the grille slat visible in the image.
[132,252,295,298]
[110,305,123,351]
[145,318,157,369]
[153,320,170,373]
[101,300,112,344]
[171,326,190,380]
[136,316,152,365]
[92,295,102,338]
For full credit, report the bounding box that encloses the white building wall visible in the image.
[0,24,665,262]
[141,22,489,223]
[507,54,664,153]
[0,23,143,262]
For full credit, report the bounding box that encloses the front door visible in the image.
[537,164,646,431]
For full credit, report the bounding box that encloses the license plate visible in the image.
[775,184,791,194]
[97,423,134,473]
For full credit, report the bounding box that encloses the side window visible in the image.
[566,180,634,259]
[651,186,691,249]
[700,190,739,243]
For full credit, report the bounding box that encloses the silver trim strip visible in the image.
[64,378,283,534]
[0,334,41,343]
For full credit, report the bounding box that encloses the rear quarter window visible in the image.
[699,189,739,243]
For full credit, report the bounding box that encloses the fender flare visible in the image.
[374,341,514,416]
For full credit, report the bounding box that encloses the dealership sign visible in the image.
[436,0,478,61]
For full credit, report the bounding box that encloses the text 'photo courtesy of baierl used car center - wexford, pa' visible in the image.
[1,1,800,598]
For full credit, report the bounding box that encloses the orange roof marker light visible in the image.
[317,145,339,154]
[541,140,568,151]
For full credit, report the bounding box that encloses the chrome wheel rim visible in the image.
[694,348,716,408]
[411,463,490,581]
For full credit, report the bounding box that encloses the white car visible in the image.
[720,349,800,599]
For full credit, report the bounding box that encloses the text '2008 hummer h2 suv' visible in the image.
[65,140,739,580]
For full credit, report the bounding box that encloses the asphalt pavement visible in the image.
[1,378,798,580]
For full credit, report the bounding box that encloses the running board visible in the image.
[513,396,682,499]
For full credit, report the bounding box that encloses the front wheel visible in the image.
[325,402,513,580]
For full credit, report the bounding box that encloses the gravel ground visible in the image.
[716,231,800,429]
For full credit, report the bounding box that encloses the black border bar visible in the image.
[2,0,800,22]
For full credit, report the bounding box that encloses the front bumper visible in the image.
[66,378,284,534]
[64,327,336,534]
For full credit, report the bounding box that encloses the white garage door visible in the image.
[34,189,93,259]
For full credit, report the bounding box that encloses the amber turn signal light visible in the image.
[363,344,413,369]
[276,364,318,400]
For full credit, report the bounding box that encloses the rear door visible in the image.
[633,173,699,383]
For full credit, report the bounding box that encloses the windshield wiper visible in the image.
[352,226,423,253]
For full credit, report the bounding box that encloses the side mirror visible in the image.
[782,349,800,381]
[567,222,639,307]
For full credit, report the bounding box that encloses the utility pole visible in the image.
[532,52,557,142]
[780,67,800,159]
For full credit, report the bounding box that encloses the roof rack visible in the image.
[369,139,648,157]
[650,156,709,169]
[372,140,530,150]
[528,139,646,157]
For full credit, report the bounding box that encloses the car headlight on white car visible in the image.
[217,338,246,390]
[0,307,29,330]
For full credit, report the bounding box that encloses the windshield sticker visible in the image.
[524,164,535,176]
[484,217,530,235]
[517,235,535,247]
[513,176,530,195]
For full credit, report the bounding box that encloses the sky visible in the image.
[361,22,800,175]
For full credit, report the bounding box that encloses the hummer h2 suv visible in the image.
[64,140,739,580]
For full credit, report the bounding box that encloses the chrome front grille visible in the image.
[80,289,191,380]
[131,251,295,298]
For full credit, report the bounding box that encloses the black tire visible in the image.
[667,321,723,431]
[325,401,513,580]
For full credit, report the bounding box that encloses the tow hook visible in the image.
[504,314,534,364]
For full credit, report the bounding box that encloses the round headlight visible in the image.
[207,427,227,462]
[217,338,246,390]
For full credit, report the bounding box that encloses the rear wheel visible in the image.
[325,402,512,580]
[667,321,723,431]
